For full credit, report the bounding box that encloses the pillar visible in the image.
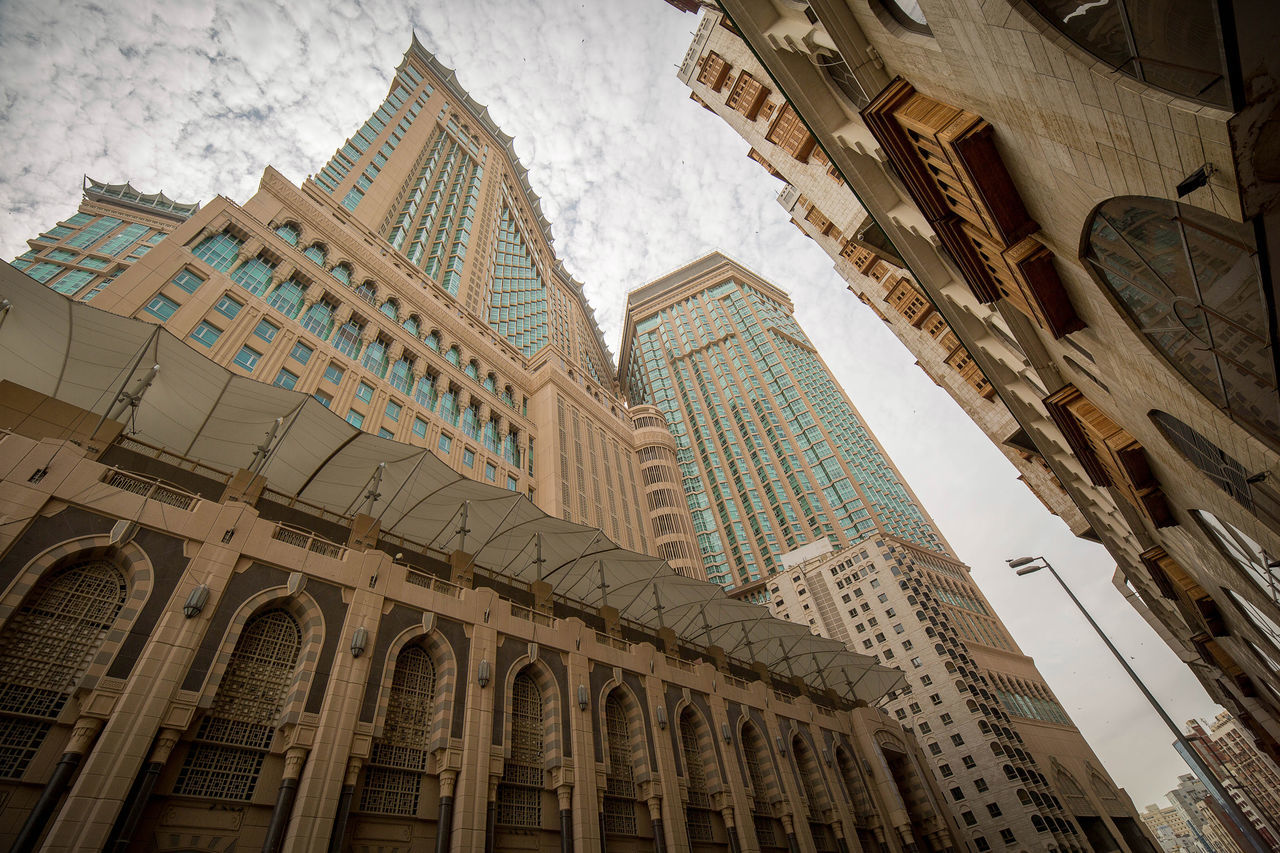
[105,728,181,852]
[325,759,363,853]
[262,746,309,853]
[780,812,800,853]
[10,716,103,853]
[558,784,575,853]
[647,796,667,853]
[721,804,742,853]
[435,768,458,853]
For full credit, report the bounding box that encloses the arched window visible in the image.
[303,244,327,266]
[425,330,440,351]
[363,338,390,379]
[679,709,714,842]
[793,736,830,838]
[445,346,460,366]
[230,254,276,296]
[274,223,300,246]
[1023,1,1229,107]
[389,357,414,395]
[360,645,436,815]
[742,721,784,848]
[465,360,480,381]
[355,281,377,304]
[602,692,637,836]
[330,263,352,286]
[1084,198,1274,446]
[334,320,364,360]
[403,314,421,336]
[265,278,305,319]
[874,0,931,36]
[0,559,127,778]
[496,670,543,827]
[415,374,438,411]
[379,299,399,321]
[300,298,336,340]
[175,608,301,800]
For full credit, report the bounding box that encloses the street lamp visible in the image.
[1007,556,1271,853]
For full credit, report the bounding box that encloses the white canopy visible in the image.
[0,264,905,704]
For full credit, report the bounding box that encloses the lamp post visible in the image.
[1007,555,1271,853]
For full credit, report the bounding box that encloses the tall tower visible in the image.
[620,253,948,590]
[11,37,706,578]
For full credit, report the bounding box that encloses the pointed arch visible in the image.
[496,660,559,828]
[678,704,717,842]
[0,554,129,778]
[602,687,640,836]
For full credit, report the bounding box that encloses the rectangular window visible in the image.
[171,269,205,293]
[98,223,150,256]
[939,764,953,778]
[356,382,374,403]
[485,463,496,482]
[313,390,332,408]
[438,435,452,453]
[951,734,965,746]
[214,295,242,319]
[974,777,988,792]
[962,756,976,769]
[233,345,261,372]
[412,418,428,438]
[961,812,977,827]
[346,410,365,427]
[290,341,313,364]
[999,829,1015,846]
[190,321,222,348]
[987,803,1002,818]
[254,319,279,343]
[51,270,95,296]
[273,368,298,389]
[27,262,62,282]
[507,476,519,491]
[941,713,953,725]
[928,743,942,756]
[950,787,965,802]
[385,400,402,421]
[144,294,179,320]
[463,448,475,467]
[324,363,343,384]
[378,427,394,438]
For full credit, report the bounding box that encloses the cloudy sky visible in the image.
[0,0,1218,808]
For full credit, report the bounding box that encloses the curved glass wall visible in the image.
[1086,198,1275,447]
[1025,1,1230,107]
[1193,510,1279,607]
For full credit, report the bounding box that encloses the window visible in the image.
[438,435,452,453]
[941,713,953,725]
[987,802,1002,817]
[916,720,928,733]
[275,223,300,245]
[975,838,990,852]
[171,269,204,293]
[939,764,953,778]
[930,693,942,705]
[412,418,428,438]
[0,559,127,778]
[496,671,544,827]
[385,400,402,421]
[1084,198,1272,444]
[974,777,989,792]
[961,811,977,827]
[233,346,262,372]
[190,321,222,348]
[324,363,343,385]
[51,270,96,296]
[921,675,932,686]
[273,368,298,389]
[214,295,242,320]
[962,755,976,769]
[951,734,965,746]
[265,279,305,319]
[175,609,300,800]
[253,319,279,343]
[290,341,313,365]
[909,702,921,714]
[144,294,179,320]
[378,428,394,438]
[360,645,435,816]
[999,829,1015,846]
[346,410,365,428]
[928,742,942,756]
[303,244,327,265]
[191,231,242,271]
[485,463,496,482]
[602,692,638,836]
[231,256,275,296]
[950,786,965,802]
[355,382,374,403]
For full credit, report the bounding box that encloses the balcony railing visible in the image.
[270,523,346,559]
[102,469,197,510]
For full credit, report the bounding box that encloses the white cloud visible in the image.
[0,0,1218,807]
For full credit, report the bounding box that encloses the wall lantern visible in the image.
[578,684,589,712]
[721,722,732,744]
[350,626,369,658]
[656,705,668,729]
[822,748,833,767]
[776,736,787,756]
[183,584,210,618]
[478,658,491,688]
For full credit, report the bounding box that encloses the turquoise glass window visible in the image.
[191,232,242,271]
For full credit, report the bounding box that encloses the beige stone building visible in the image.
[10,37,705,582]
[1139,804,1203,853]
[670,0,1280,763]
[0,263,959,852]
[1185,713,1280,848]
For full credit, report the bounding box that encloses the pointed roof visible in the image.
[83,176,200,221]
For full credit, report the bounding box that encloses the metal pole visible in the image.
[1028,558,1271,853]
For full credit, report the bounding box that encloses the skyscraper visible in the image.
[620,253,1156,850]
[13,35,706,580]
[620,254,948,590]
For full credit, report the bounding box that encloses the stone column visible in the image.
[779,812,800,853]
[566,646,599,853]
[40,504,256,851]
[708,693,754,852]
[263,746,309,853]
[558,784,575,853]
[10,716,104,853]
[647,796,667,853]
[325,758,363,853]
[105,727,182,852]
[454,588,499,853]
[645,669,689,853]
[435,768,458,853]
[720,803,742,853]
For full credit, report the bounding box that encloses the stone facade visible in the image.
[674,0,1280,761]
[1184,712,1280,847]
[0,401,959,853]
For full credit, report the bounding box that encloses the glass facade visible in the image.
[625,274,945,589]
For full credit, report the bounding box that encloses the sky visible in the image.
[0,0,1220,809]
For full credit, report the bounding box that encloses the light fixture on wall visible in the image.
[656,705,668,730]
[578,685,589,712]
[478,659,491,688]
[182,584,210,618]
[349,626,368,658]
[721,722,731,744]
[776,736,787,757]
[822,748,833,767]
